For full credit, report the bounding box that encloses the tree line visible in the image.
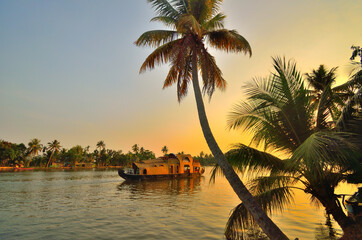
[0,140,216,168]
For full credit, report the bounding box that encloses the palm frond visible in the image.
[150,16,177,28]
[225,187,294,240]
[315,84,333,129]
[187,0,223,24]
[228,58,314,152]
[139,39,181,73]
[166,35,194,101]
[171,0,189,15]
[335,87,362,130]
[209,163,222,183]
[291,131,361,179]
[203,13,225,31]
[163,65,179,88]
[226,144,285,174]
[225,203,254,240]
[207,29,252,55]
[135,30,178,48]
[198,46,226,98]
[147,0,179,19]
[249,175,299,199]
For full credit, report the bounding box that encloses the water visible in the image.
[0,168,346,239]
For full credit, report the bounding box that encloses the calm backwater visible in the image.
[0,168,351,239]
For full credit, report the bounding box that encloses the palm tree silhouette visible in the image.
[135,1,287,239]
[46,140,61,167]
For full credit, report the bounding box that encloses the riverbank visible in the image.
[0,166,121,172]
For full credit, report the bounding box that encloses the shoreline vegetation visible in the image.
[0,140,216,170]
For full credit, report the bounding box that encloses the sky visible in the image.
[1,0,361,156]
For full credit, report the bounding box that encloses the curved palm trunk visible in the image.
[46,151,55,168]
[191,54,288,240]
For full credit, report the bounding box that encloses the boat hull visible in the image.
[118,168,202,180]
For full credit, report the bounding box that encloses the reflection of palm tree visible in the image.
[46,140,61,167]
[161,146,168,155]
[135,1,287,239]
[27,138,43,167]
[223,57,361,239]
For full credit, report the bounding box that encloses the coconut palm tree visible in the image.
[132,144,139,155]
[96,141,105,153]
[222,57,362,239]
[161,145,168,155]
[26,138,43,167]
[305,65,341,126]
[46,140,61,168]
[135,1,287,239]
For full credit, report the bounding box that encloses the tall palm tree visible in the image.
[222,57,361,239]
[161,145,168,155]
[135,1,287,239]
[46,140,61,168]
[27,138,43,167]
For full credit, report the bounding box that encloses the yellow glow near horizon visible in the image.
[0,1,361,157]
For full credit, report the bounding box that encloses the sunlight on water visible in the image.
[0,168,353,239]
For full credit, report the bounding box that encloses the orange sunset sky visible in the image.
[1,0,361,156]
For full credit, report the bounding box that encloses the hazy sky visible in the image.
[1,0,361,156]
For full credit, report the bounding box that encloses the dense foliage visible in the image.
[0,140,157,168]
[218,52,361,239]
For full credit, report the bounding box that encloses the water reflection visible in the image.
[314,214,341,240]
[117,176,204,196]
[0,169,347,240]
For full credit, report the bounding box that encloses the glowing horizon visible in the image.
[1,0,361,156]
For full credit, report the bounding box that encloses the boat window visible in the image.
[143,169,147,175]
[160,165,164,167]
[184,165,190,174]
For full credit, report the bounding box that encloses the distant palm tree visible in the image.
[135,1,287,239]
[222,57,361,239]
[132,144,139,155]
[96,141,105,153]
[304,65,353,127]
[161,146,168,155]
[46,140,61,167]
[27,138,43,167]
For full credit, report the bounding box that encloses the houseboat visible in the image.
[118,153,204,180]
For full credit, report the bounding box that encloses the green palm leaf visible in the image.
[225,187,294,240]
[147,0,179,19]
[135,30,178,48]
[207,29,252,55]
